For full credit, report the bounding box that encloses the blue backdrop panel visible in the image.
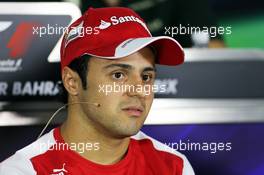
[142,124,264,175]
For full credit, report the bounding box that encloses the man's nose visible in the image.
[125,75,146,98]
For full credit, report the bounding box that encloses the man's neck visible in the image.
[60,112,130,165]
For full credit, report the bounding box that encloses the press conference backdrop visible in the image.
[0,2,264,175]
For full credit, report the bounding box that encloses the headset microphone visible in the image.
[37,102,100,139]
[91,103,101,107]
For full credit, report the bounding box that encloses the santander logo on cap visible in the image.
[98,15,151,34]
[98,20,111,29]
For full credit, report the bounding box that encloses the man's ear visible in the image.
[62,66,80,96]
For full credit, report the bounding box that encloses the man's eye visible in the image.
[112,72,124,79]
[142,74,152,82]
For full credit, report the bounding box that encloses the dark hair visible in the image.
[58,55,91,103]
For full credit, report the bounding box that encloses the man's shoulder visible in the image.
[132,131,186,158]
[0,128,56,175]
[131,131,195,175]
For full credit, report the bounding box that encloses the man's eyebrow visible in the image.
[103,63,132,70]
[143,67,156,73]
[103,63,156,72]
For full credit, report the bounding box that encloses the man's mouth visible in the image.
[122,106,144,117]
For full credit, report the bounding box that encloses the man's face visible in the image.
[79,47,156,138]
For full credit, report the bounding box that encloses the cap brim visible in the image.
[84,36,184,66]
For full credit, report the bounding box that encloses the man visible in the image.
[0,7,195,174]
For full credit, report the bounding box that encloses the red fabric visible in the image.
[60,7,184,71]
[30,128,184,175]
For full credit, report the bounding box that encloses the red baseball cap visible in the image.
[60,7,184,70]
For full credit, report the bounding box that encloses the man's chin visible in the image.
[111,127,141,139]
